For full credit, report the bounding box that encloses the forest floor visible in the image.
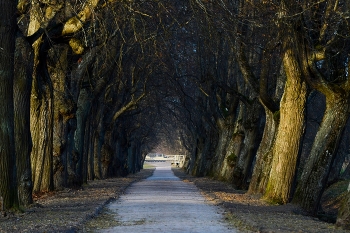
[0,164,349,233]
[172,168,350,233]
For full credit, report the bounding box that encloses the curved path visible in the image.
[101,162,236,233]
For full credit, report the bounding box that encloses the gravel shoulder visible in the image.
[172,168,350,233]
[0,167,155,233]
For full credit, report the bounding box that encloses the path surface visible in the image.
[100,162,236,233]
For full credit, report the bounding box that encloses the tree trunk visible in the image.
[264,46,307,204]
[214,118,239,181]
[232,99,262,189]
[14,36,33,206]
[53,113,66,190]
[87,115,95,180]
[51,46,70,190]
[31,85,54,193]
[248,106,279,195]
[127,141,136,174]
[101,130,113,179]
[336,182,350,230]
[293,91,350,214]
[83,116,92,183]
[342,163,350,180]
[75,89,92,184]
[92,100,106,180]
[0,0,18,209]
[30,45,54,193]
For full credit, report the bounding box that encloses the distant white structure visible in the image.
[145,153,186,167]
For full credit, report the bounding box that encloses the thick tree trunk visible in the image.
[31,83,54,193]
[51,46,70,190]
[0,0,18,209]
[53,113,66,190]
[101,130,113,179]
[111,139,122,177]
[14,36,33,206]
[293,92,350,214]
[214,118,238,181]
[191,132,215,177]
[232,100,262,189]
[336,182,350,230]
[343,163,350,180]
[127,141,136,174]
[83,116,92,183]
[30,50,54,193]
[66,118,78,186]
[248,106,279,195]
[75,89,92,184]
[200,131,216,177]
[264,46,307,204]
[92,101,106,180]
[87,115,95,180]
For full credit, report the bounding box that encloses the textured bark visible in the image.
[30,40,54,193]
[129,142,137,174]
[0,0,18,209]
[264,46,307,204]
[343,164,350,180]
[14,36,33,206]
[191,130,216,177]
[30,84,54,193]
[294,92,350,213]
[83,116,92,183]
[336,182,350,230]
[232,99,262,189]
[234,35,281,193]
[214,118,238,181]
[101,130,113,179]
[87,112,96,180]
[75,89,92,184]
[51,46,71,190]
[248,106,279,195]
[93,103,105,180]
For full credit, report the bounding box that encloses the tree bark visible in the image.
[93,102,105,180]
[75,89,92,184]
[51,45,70,190]
[248,106,279,195]
[336,182,350,230]
[101,130,113,179]
[0,0,18,209]
[30,40,54,193]
[264,45,307,204]
[14,35,33,206]
[232,99,262,189]
[294,91,350,213]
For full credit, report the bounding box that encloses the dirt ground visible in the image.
[0,167,155,233]
[0,165,349,233]
[171,168,350,233]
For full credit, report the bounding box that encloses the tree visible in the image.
[14,35,34,206]
[0,0,18,209]
[336,182,350,230]
[263,0,307,204]
[293,0,350,214]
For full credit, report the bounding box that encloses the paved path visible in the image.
[100,162,236,233]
